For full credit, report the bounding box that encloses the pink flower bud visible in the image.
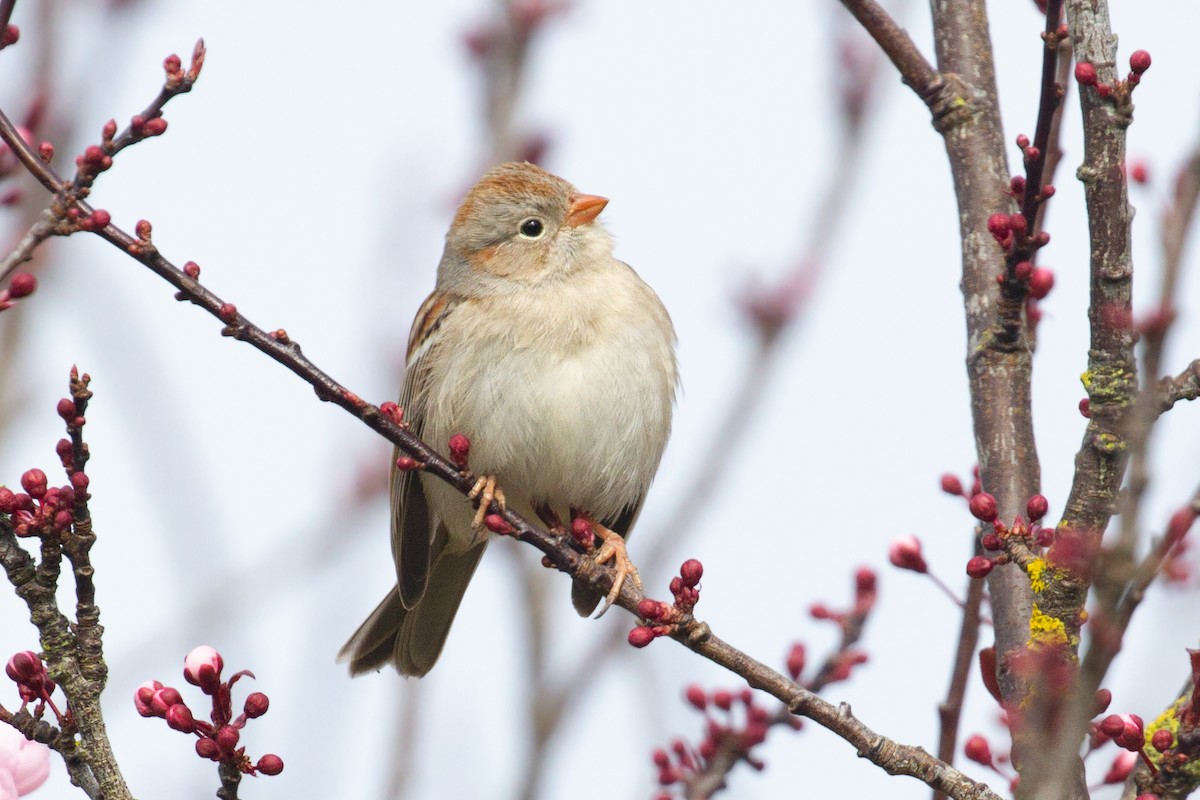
[183,261,201,279]
[134,680,162,716]
[1075,62,1098,86]
[218,303,238,323]
[684,685,707,710]
[969,492,998,523]
[1013,261,1033,281]
[1129,50,1151,74]
[183,645,223,693]
[0,488,16,514]
[679,559,703,588]
[1151,728,1173,752]
[395,456,423,471]
[889,535,927,573]
[1093,688,1113,716]
[712,690,733,711]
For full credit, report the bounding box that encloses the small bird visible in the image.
[340,162,678,677]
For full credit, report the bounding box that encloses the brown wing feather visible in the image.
[393,291,459,609]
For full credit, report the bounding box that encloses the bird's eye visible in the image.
[518,218,545,239]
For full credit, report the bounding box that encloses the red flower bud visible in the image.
[712,690,733,711]
[966,556,994,579]
[166,703,195,732]
[1028,268,1054,300]
[484,514,513,535]
[1026,495,1049,522]
[940,474,963,496]
[964,734,994,767]
[20,469,47,499]
[1166,508,1195,547]
[244,691,269,718]
[218,303,238,323]
[448,434,471,468]
[969,492,998,522]
[8,273,36,299]
[183,261,201,279]
[1151,728,1173,752]
[786,643,806,681]
[679,559,703,588]
[214,725,240,753]
[685,685,707,710]
[257,754,284,776]
[987,214,1010,238]
[195,738,220,760]
[1103,750,1137,783]
[1075,62,1098,86]
[1129,50,1151,74]
[628,626,656,648]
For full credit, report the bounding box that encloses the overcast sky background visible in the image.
[2,1,1200,799]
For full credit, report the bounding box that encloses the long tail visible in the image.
[339,543,487,677]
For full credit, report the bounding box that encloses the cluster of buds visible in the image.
[135,646,283,777]
[628,560,704,648]
[5,651,67,724]
[1075,49,1151,99]
[651,685,786,798]
[986,211,1054,299]
[965,492,1051,578]
[800,569,875,686]
[0,272,37,312]
[0,465,83,539]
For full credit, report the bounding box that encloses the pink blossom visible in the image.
[0,723,50,798]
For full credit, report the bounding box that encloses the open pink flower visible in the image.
[0,723,50,798]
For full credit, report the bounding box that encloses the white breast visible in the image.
[419,261,676,540]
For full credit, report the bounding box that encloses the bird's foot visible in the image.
[468,475,506,529]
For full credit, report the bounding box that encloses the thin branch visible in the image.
[837,0,937,93]
[933,552,987,800]
[0,211,56,284]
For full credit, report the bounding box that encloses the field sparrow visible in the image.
[340,162,678,677]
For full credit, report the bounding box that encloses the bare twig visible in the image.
[933,550,987,800]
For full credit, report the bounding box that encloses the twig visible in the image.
[933,555,986,800]
[837,0,937,93]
